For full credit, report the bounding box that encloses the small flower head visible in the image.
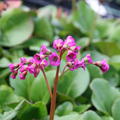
[20,57,27,64]
[63,36,76,48]
[66,51,77,62]
[70,46,81,53]
[9,64,15,72]
[84,54,93,64]
[19,65,28,72]
[49,52,60,66]
[10,70,18,79]
[28,58,35,66]
[94,59,109,72]
[53,39,64,52]
[19,71,27,80]
[9,64,19,72]
[34,53,45,64]
[40,59,48,68]
[100,60,109,72]
[40,45,51,55]
[67,59,85,71]
[34,65,41,77]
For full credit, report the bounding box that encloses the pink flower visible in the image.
[100,60,109,72]
[19,65,27,72]
[9,64,19,72]
[33,65,41,77]
[70,46,81,53]
[68,59,86,71]
[27,65,35,74]
[63,36,76,48]
[28,58,35,66]
[53,39,64,52]
[19,71,27,80]
[84,54,93,64]
[20,57,27,64]
[49,52,60,66]
[94,60,109,72]
[40,59,48,68]
[40,45,51,55]
[9,64,15,72]
[10,71,18,79]
[66,51,77,62]
[34,53,44,64]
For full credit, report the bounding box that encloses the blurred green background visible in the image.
[0,0,120,120]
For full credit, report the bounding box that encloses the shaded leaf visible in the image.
[112,97,120,120]
[58,68,90,98]
[55,102,73,116]
[90,78,120,115]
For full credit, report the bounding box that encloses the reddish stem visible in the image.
[41,69,52,99]
[49,52,63,120]
[49,66,60,120]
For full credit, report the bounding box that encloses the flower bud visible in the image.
[19,71,27,80]
[10,71,18,79]
[53,39,64,52]
[49,52,60,66]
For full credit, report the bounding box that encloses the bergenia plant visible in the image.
[9,36,109,120]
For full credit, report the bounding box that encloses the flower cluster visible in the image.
[9,36,109,80]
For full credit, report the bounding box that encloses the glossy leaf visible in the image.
[58,68,90,98]
[18,101,47,120]
[34,18,53,42]
[72,1,96,34]
[10,70,55,104]
[112,97,120,120]
[90,78,120,115]
[0,85,21,106]
[55,102,73,116]
[82,111,102,120]
[0,9,34,46]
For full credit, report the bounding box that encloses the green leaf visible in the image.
[34,18,53,42]
[18,101,47,120]
[81,111,102,120]
[109,55,120,70]
[90,78,120,115]
[93,41,120,56]
[0,85,21,106]
[109,25,120,43]
[0,100,25,120]
[0,58,11,68]
[59,113,81,120]
[55,102,73,116]
[0,9,34,46]
[37,5,57,18]
[74,104,91,114]
[58,68,90,98]
[87,64,103,79]
[112,97,120,120]
[72,1,96,34]
[103,66,120,87]
[10,70,55,103]
[102,116,114,120]
[95,19,111,38]
[77,37,90,48]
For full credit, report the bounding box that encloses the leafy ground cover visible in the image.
[0,1,120,120]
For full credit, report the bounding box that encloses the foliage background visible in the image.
[0,1,120,120]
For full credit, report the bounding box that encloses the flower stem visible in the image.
[41,69,52,99]
[49,66,60,120]
[49,52,63,120]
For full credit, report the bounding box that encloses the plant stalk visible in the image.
[49,66,60,120]
[41,69,52,99]
[49,52,63,120]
